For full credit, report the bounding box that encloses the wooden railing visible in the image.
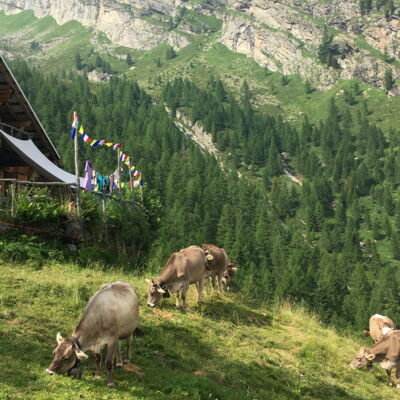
[0,122,33,139]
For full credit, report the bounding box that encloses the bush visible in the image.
[0,235,65,263]
[14,187,67,225]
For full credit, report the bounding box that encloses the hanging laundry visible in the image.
[83,161,93,190]
[95,173,110,192]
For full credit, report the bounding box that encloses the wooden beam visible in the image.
[0,88,12,101]
[3,102,18,119]
[7,120,32,128]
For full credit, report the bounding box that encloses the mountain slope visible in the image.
[0,259,399,400]
[1,0,400,91]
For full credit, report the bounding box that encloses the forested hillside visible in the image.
[7,60,400,332]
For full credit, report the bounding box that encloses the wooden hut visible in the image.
[0,56,62,187]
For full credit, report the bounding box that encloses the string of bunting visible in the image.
[70,112,142,186]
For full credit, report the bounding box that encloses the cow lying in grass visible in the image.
[363,314,396,343]
[45,281,139,387]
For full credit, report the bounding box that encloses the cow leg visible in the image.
[210,275,217,291]
[106,340,119,387]
[217,272,224,293]
[181,283,189,309]
[395,365,400,389]
[196,279,204,304]
[175,291,180,308]
[115,341,123,367]
[123,334,132,364]
[386,368,394,387]
[94,352,102,378]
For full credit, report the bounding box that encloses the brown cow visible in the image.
[350,330,400,388]
[364,314,396,343]
[146,245,212,309]
[45,281,139,387]
[202,244,236,293]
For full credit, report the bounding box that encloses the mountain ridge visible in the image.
[2,0,400,92]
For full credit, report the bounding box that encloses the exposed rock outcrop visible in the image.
[1,0,189,50]
[1,0,400,91]
[219,0,400,90]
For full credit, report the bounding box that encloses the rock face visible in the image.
[0,0,189,50]
[219,0,400,90]
[1,0,400,90]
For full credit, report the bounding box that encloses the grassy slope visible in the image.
[0,260,398,400]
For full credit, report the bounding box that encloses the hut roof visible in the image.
[0,55,61,166]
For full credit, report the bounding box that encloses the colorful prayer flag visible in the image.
[113,143,121,150]
[79,125,84,135]
[82,134,91,143]
[90,140,101,147]
[70,111,79,140]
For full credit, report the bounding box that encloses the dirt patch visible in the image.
[123,363,144,377]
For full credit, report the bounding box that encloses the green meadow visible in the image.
[0,260,398,400]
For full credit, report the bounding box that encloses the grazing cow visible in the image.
[45,281,139,387]
[146,245,211,309]
[221,265,238,291]
[350,330,400,388]
[201,244,236,293]
[363,314,396,343]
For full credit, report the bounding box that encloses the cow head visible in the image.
[221,266,238,291]
[45,333,88,375]
[146,279,170,307]
[349,348,375,369]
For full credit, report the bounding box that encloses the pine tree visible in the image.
[75,53,82,70]
[392,230,400,259]
[384,68,394,92]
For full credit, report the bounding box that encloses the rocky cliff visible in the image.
[1,0,400,91]
[0,0,190,50]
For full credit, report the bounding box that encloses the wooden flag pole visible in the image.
[117,149,122,199]
[73,112,81,217]
[128,164,135,203]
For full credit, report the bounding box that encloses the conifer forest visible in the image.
[8,59,400,332]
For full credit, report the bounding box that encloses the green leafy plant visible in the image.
[14,187,66,225]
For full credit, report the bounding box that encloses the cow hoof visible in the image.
[396,384,400,390]
[107,382,115,388]
[116,362,123,368]
[123,358,130,363]
[94,374,102,379]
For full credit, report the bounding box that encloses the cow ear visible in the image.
[163,290,171,299]
[366,353,376,361]
[75,349,89,360]
[56,332,64,344]
[157,287,166,294]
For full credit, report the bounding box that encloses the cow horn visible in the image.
[56,332,64,344]
[156,286,166,294]
[206,254,214,261]
[75,349,89,360]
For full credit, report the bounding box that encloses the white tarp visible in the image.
[1,129,84,187]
